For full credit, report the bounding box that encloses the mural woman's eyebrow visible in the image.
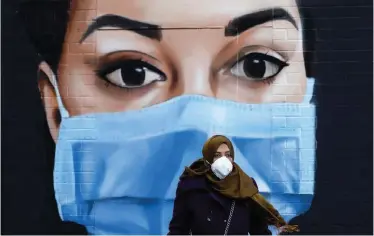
[225,8,298,36]
[79,14,162,43]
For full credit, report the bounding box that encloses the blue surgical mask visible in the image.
[52,77,316,235]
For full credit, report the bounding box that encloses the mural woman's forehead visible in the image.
[72,0,301,27]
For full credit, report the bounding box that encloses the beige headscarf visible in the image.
[181,135,299,234]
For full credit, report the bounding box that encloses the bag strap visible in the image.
[224,200,236,236]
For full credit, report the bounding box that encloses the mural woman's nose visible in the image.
[175,62,215,98]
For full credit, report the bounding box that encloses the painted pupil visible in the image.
[120,61,146,86]
[243,54,269,79]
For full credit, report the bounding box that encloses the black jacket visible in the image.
[168,176,272,235]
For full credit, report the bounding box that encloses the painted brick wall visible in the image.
[2,0,373,234]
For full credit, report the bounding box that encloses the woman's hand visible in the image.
[277,225,300,235]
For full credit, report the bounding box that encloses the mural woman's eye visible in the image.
[96,60,166,88]
[230,52,289,82]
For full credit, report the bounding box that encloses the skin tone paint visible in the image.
[213,144,233,163]
[38,0,306,141]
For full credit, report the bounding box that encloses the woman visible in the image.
[168,135,299,235]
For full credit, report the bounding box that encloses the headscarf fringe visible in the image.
[251,193,300,233]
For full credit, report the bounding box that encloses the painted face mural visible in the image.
[32,0,316,234]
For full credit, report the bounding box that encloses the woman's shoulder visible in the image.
[177,176,207,194]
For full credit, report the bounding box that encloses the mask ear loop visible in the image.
[50,73,69,118]
[302,77,315,104]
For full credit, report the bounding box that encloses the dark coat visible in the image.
[168,176,272,235]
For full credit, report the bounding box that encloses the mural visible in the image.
[19,0,318,234]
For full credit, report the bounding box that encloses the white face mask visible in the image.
[210,156,233,180]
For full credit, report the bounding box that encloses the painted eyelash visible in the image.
[104,81,111,88]
[95,58,163,78]
[235,52,289,69]
[261,77,276,85]
[95,58,166,89]
[234,52,289,84]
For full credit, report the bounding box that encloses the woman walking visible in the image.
[168,135,299,235]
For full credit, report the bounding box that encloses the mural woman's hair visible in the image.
[17,0,314,76]
[18,0,72,73]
